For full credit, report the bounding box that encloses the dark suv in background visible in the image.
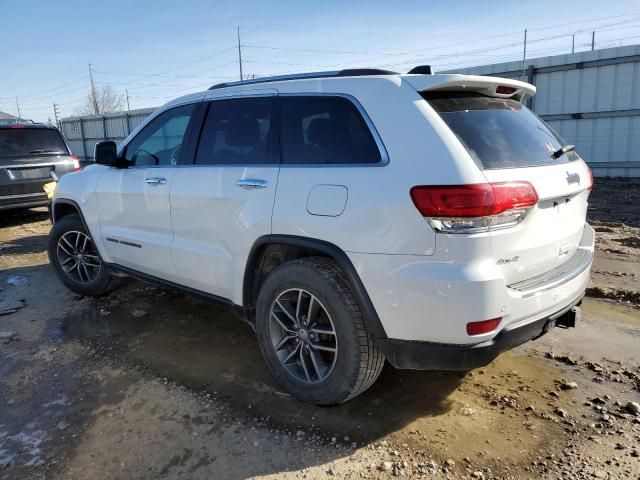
[0,123,78,211]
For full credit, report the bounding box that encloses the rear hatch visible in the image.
[0,126,77,195]
[408,76,591,284]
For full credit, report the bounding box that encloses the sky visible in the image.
[1,0,639,122]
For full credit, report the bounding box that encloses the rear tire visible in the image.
[255,257,385,405]
[47,214,113,296]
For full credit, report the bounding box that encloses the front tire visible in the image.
[255,257,385,405]
[47,214,113,296]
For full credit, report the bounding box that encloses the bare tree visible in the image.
[75,85,123,115]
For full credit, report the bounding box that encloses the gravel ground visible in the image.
[0,179,639,479]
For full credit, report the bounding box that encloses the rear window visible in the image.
[424,93,579,170]
[0,128,69,158]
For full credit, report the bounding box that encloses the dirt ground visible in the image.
[1,178,639,480]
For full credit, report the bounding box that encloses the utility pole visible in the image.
[88,63,99,114]
[125,89,131,112]
[521,29,527,80]
[591,31,595,51]
[15,96,21,120]
[571,35,575,54]
[237,26,243,81]
[53,103,60,128]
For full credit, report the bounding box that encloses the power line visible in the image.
[15,14,640,119]
[93,70,237,80]
[241,44,401,57]
[241,14,640,69]
[114,60,239,94]
[238,14,640,38]
[252,30,640,79]
[0,75,88,101]
[364,25,640,70]
[154,45,237,75]
[526,13,640,31]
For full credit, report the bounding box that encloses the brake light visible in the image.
[466,318,501,336]
[496,86,517,95]
[71,155,80,171]
[410,182,538,233]
[587,167,594,190]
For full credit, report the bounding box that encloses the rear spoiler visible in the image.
[403,74,536,102]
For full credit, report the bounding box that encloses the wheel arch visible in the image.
[243,235,387,339]
[52,198,89,229]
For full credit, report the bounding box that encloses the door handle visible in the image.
[236,178,268,189]
[145,177,167,186]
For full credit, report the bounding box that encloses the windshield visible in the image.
[0,128,69,158]
[424,93,579,170]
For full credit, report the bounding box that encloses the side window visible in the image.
[124,104,195,167]
[280,96,382,164]
[195,97,274,165]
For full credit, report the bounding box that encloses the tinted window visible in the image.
[125,104,195,167]
[0,128,68,158]
[280,96,381,164]
[195,97,274,165]
[425,93,579,170]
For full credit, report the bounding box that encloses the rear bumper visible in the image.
[348,224,594,344]
[378,294,583,370]
[0,191,48,210]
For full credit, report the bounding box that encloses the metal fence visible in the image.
[445,44,640,177]
[59,108,155,160]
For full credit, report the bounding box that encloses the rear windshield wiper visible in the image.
[551,144,575,159]
[29,149,65,154]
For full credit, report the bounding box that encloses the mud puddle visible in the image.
[56,282,575,466]
[533,298,640,364]
[60,285,464,440]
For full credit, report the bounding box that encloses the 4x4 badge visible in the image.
[566,171,581,185]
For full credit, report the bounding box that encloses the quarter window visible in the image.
[195,97,274,165]
[124,104,195,167]
[280,96,381,164]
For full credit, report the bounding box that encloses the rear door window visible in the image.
[424,93,579,170]
[280,96,382,164]
[195,97,275,165]
[0,128,69,158]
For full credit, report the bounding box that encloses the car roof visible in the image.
[0,122,59,130]
[162,68,536,110]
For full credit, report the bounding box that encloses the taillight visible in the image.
[71,155,80,171]
[587,167,594,190]
[410,182,538,233]
[466,318,501,336]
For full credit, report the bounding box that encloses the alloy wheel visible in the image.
[56,230,102,284]
[269,288,338,384]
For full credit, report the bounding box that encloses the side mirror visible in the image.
[94,141,119,166]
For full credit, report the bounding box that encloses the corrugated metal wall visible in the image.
[445,44,640,177]
[59,108,155,159]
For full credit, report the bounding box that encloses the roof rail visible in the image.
[208,68,398,90]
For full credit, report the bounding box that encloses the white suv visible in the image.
[48,68,594,405]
